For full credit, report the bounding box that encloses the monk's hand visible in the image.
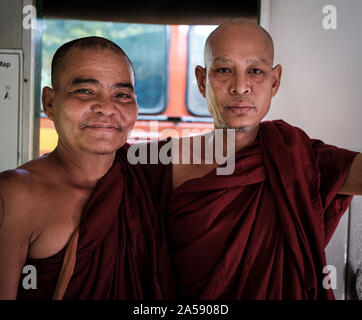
[338,154,362,195]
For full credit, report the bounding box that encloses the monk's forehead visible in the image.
[63,47,128,67]
[205,22,274,65]
[57,47,134,84]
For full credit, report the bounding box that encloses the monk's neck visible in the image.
[221,125,260,153]
[49,144,115,189]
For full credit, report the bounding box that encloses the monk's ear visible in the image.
[195,65,207,98]
[271,64,282,97]
[42,86,56,121]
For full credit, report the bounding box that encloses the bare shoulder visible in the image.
[0,153,50,185]
[0,156,50,226]
[0,164,37,198]
[0,169,32,230]
[0,168,31,197]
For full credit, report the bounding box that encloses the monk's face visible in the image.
[196,23,282,129]
[42,48,137,155]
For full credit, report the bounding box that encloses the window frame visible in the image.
[137,24,170,115]
[185,25,211,117]
[39,19,170,115]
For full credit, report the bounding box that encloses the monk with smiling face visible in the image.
[0,37,174,300]
[143,19,362,300]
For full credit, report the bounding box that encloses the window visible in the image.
[186,25,217,116]
[41,19,169,114]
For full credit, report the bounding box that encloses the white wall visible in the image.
[262,0,362,300]
[265,0,362,152]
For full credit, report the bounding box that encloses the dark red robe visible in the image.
[17,144,175,300]
[143,120,358,300]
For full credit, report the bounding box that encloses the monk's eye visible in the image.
[249,68,263,75]
[75,89,93,95]
[115,92,130,98]
[216,68,231,74]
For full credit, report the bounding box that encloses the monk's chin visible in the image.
[220,122,255,133]
[81,135,128,154]
[83,143,124,155]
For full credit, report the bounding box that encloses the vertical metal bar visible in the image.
[21,0,42,164]
[346,197,362,299]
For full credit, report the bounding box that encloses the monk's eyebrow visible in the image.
[71,77,100,86]
[113,82,134,91]
[213,57,234,64]
[246,58,271,66]
[70,78,134,91]
[213,57,271,66]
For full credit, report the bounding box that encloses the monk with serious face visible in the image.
[142,19,362,300]
[197,20,281,133]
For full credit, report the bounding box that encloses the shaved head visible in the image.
[204,19,274,68]
[195,18,282,131]
[51,36,134,89]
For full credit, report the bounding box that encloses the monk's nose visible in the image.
[229,73,251,95]
[91,97,116,116]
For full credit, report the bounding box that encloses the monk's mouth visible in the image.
[226,106,255,115]
[82,125,123,132]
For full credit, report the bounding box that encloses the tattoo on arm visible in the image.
[0,194,4,228]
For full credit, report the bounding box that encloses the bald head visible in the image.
[195,18,282,130]
[204,19,274,68]
[51,36,134,89]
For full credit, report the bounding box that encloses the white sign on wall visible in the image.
[0,50,23,171]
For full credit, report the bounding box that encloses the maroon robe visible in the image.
[17,144,175,300]
[143,120,358,300]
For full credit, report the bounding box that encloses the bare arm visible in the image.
[0,175,31,299]
[338,153,362,195]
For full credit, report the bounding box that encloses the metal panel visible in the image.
[0,50,23,171]
[0,0,23,49]
[0,0,41,170]
[346,196,362,299]
[0,0,24,171]
[325,209,349,299]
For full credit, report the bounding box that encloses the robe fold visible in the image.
[17,144,175,300]
[142,120,358,300]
